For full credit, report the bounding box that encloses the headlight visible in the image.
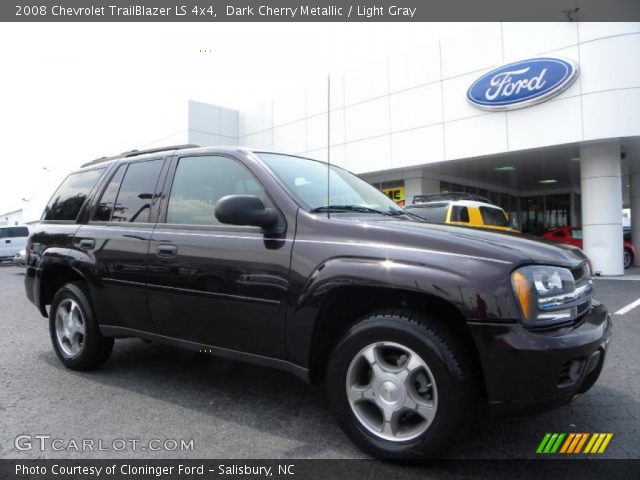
[511,265,588,327]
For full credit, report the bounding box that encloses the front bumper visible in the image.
[470,301,611,416]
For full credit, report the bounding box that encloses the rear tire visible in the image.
[623,249,632,269]
[49,282,113,370]
[325,310,477,459]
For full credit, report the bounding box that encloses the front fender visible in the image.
[286,255,518,368]
[298,256,468,311]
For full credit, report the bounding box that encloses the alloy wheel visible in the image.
[55,298,86,357]
[346,341,438,442]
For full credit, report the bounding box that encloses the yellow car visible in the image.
[405,193,518,233]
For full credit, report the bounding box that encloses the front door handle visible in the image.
[79,239,95,249]
[4,239,9,244]
[156,244,178,257]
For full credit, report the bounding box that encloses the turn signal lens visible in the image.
[512,271,533,321]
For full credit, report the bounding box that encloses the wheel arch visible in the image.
[624,245,635,261]
[38,261,89,317]
[306,285,485,396]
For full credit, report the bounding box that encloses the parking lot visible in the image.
[0,264,638,460]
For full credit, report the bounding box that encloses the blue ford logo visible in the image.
[467,57,578,111]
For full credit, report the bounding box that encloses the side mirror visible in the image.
[215,195,280,231]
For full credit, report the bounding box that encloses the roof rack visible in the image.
[81,144,202,167]
[413,192,492,204]
[120,144,201,158]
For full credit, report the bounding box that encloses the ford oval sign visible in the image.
[466,57,578,111]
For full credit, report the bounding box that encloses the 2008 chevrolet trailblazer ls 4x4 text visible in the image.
[25,145,611,458]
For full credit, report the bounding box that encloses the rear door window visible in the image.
[43,168,105,221]
[110,160,164,223]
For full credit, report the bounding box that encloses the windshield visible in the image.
[258,153,403,214]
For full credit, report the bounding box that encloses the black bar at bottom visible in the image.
[3,459,640,480]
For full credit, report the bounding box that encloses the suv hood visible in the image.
[353,216,586,268]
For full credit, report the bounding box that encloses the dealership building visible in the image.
[176,22,639,276]
[3,22,638,276]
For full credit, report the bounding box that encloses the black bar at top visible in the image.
[2,0,640,22]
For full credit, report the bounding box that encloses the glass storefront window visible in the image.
[435,181,573,233]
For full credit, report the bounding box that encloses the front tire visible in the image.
[49,282,113,370]
[623,249,632,269]
[326,310,477,459]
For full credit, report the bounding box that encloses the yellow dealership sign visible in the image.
[382,187,405,206]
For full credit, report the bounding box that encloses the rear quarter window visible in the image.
[407,203,449,223]
[43,168,105,221]
[479,206,509,227]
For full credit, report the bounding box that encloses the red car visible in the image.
[543,227,636,269]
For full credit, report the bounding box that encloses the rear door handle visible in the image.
[79,239,95,249]
[4,239,9,244]
[156,244,178,257]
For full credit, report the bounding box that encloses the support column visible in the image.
[632,176,640,266]
[630,144,640,266]
[404,177,440,205]
[580,141,623,276]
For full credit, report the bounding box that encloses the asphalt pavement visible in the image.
[0,264,638,460]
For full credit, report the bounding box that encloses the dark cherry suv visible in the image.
[25,145,611,458]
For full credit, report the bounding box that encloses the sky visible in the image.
[0,22,477,217]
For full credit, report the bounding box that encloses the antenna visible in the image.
[327,74,331,219]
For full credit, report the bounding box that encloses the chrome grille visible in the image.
[571,263,590,288]
[571,262,592,320]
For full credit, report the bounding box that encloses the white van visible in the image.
[0,225,30,262]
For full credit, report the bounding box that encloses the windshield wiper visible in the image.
[309,205,397,216]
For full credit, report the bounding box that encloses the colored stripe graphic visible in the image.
[537,433,613,454]
[577,433,590,453]
[550,433,565,453]
[543,433,559,453]
[536,433,552,454]
[597,433,613,453]
[559,433,575,453]
[573,433,589,453]
[536,433,566,454]
[584,433,614,454]
[567,433,581,453]
[584,433,599,453]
